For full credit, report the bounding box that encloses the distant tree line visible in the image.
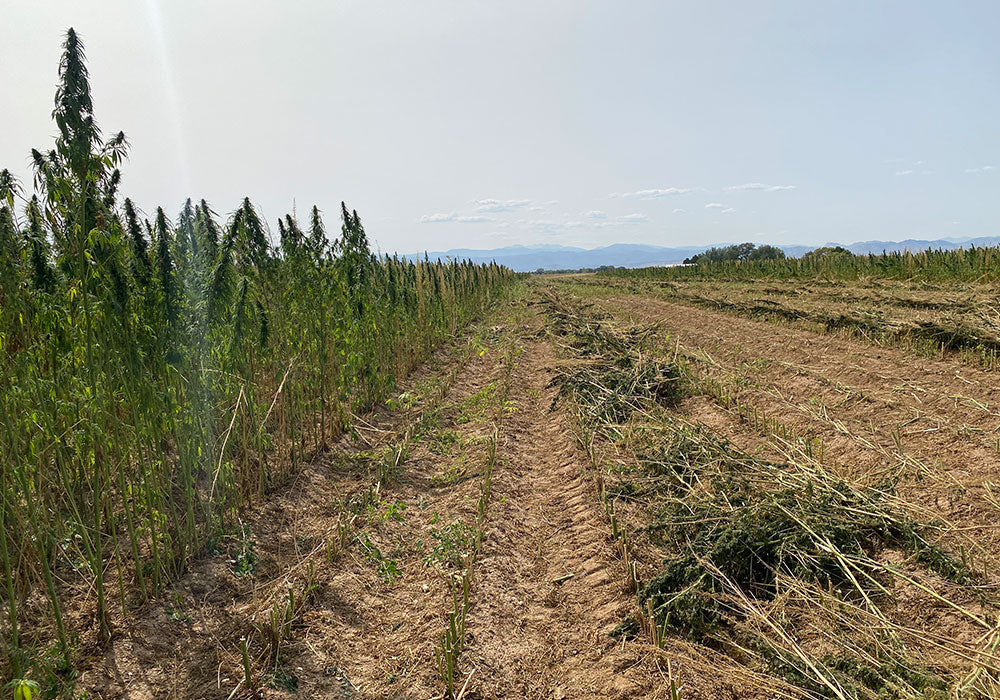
[598,244,1000,283]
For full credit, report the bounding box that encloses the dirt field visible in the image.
[74,277,1000,699]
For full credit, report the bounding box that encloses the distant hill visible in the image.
[839,236,1000,255]
[402,237,1000,272]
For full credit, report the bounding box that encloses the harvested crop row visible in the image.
[542,286,1000,699]
[236,300,531,699]
[563,275,1000,369]
[582,291,1000,565]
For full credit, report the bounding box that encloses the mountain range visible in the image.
[402,237,1000,272]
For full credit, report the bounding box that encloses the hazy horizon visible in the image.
[399,233,1000,256]
[3,1,998,255]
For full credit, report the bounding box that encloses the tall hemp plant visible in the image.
[0,28,514,690]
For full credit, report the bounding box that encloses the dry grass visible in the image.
[543,286,1000,699]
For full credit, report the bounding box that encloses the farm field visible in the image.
[536,272,1000,699]
[8,247,1000,697]
[38,274,1000,699]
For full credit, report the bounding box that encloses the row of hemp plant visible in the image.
[0,28,515,685]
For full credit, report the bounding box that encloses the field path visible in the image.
[461,324,659,698]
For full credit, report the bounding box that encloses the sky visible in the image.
[2,1,999,254]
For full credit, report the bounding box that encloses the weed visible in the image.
[425,522,476,571]
[379,499,408,522]
[165,594,192,624]
[358,533,402,583]
[230,522,259,578]
[457,382,500,423]
[430,454,474,487]
[9,679,40,700]
[385,389,419,411]
[427,428,463,455]
[414,408,443,437]
[270,668,299,692]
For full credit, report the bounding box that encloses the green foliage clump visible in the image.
[635,422,972,697]
[682,242,786,265]
[802,245,854,260]
[425,521,476,570]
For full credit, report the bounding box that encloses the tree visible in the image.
[747,244,786,261]
[803,246,853,259]
[683,242,785,265]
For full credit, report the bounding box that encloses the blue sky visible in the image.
[2,1,998,252]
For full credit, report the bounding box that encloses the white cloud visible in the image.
[419,212,495,223]
[894,170,914,176]
[705,202,725,209]
[725,182,796,192]
[672,208,686,214]
[965,165,995,173]
[419,212,455,223]
[508,210,649,232]
[618,213,650,223]
[619,187,693,199]
[474,198,532,213]
[721,207,735,214]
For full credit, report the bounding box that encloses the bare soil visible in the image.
[461,336,657,699]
